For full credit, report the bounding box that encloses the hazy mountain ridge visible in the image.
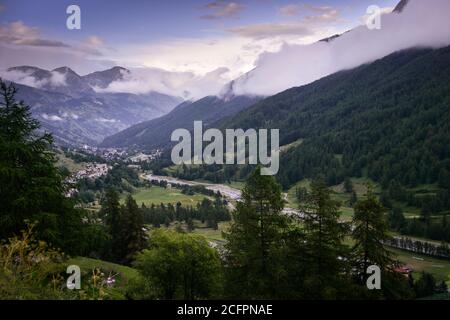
[100,95,262,150]
[3,66,183,146]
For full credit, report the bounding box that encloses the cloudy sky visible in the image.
[2,0,449,99]
[0,0,399,75]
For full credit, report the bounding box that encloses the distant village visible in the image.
[63,145,162,197]
[78,145,162,163]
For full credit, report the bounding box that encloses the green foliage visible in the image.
[352,185,393,279]
[300,178,351,299]
[0,224,66,299]
[0,224,121,300]
[223,167,290,298]
[77,164,142,198]
[0,79,86,255]
[414,271,437,298]
[101,191,147,264]
[141,196,230,229]
[132,229,222,299]
[344,178,354,193]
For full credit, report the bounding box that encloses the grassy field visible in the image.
[191,221,230,244]
[121,186,210,207]
[286,179,311,208]
[391,248,450,285]
[286,177,443,222]
[224,180,245,190]
[285,178,368,221]
[55,151,86,173]
[67,256,139,298]
[68,256,139,281]
[157,221,230,246]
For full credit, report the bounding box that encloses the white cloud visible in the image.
[229,0,450,96]
[360,7,394,26]
[41,113,63,121]
[48,71,67,87]
[93,66,231,100]
[61,112,79,120]
[0,68,68,88]
[96,117,119,123]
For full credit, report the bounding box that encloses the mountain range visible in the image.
[2,66,182,146]
[100,94,261,150]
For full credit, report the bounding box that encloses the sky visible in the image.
[0,0,399,74]
[1,0,449,99]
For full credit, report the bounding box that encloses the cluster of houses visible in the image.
[78,145,162,164]
[69,163,111,182]
[128,150,162,163]
[80,145,129,161]
[64,163,111,197]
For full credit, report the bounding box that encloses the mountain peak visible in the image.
[7,66,52,82]
[52,67,79,76]
[83,66,131,89]
[8,65,45,72]
[110,66,129,72]
[393,0,409,13]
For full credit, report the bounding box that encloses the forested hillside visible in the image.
[218,46,450,195]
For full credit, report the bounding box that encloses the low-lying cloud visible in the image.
[0,68,67,88]
[229,0,450,96]
[94,67,231,100]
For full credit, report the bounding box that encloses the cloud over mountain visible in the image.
[229,0,450,96]
[93,66,231,100]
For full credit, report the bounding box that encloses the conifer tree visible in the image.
[0,79,84,254]
[351,185,393,284]
[300,178,349,298]
[223,167,289,298]
[118,195,147,264]
[101,188,122,260]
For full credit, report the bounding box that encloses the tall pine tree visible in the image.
[101,188,122,261]
[352,185,393,281]
[0,79,84,253]
[300,178,350,299]
[118,195,147,264]
[223,167,289,298]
